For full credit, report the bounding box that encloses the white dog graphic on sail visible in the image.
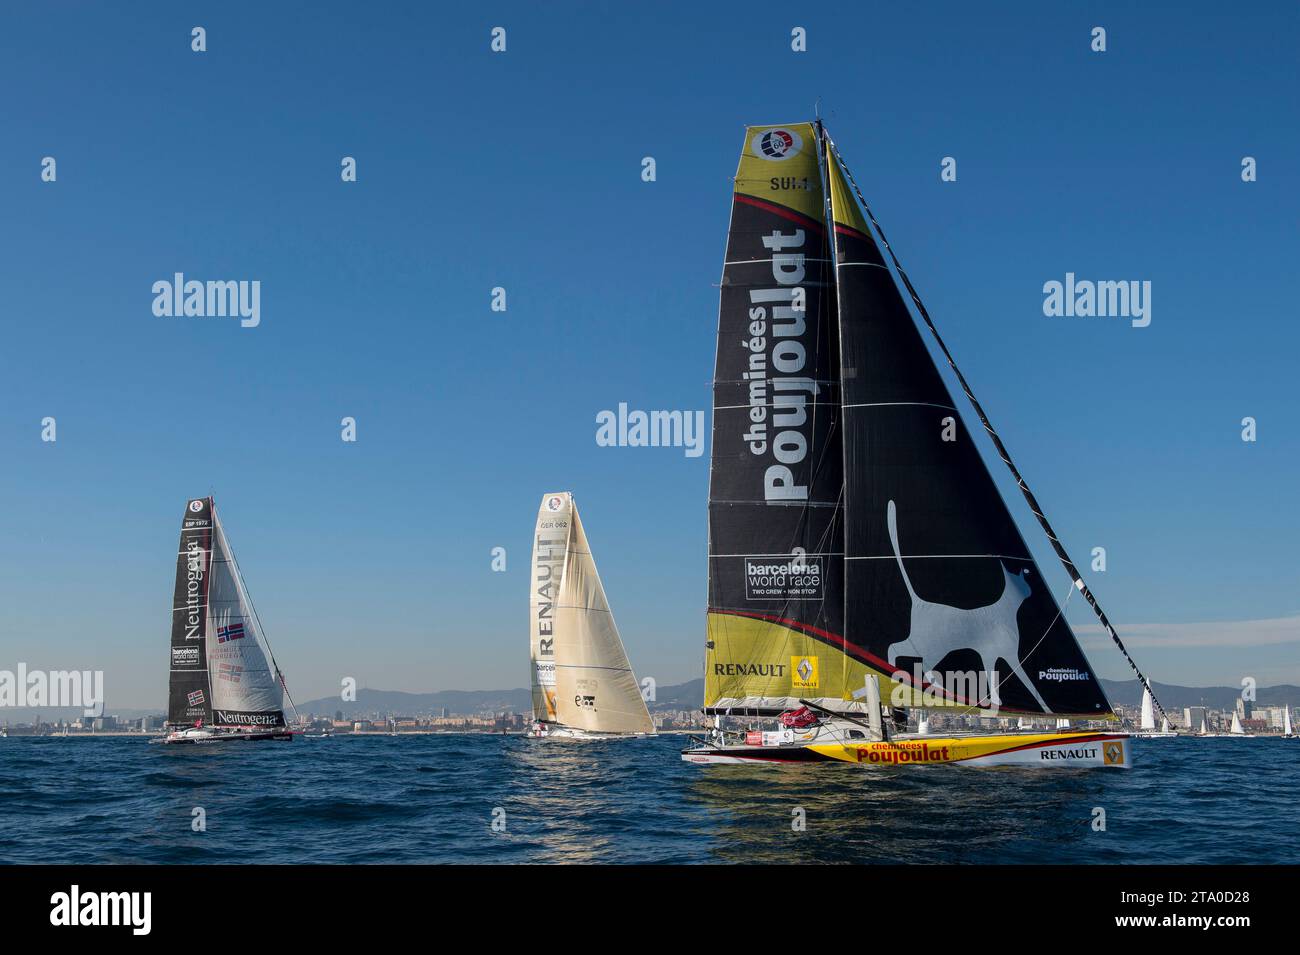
[884,500,1050,712]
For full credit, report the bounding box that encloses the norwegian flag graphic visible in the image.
[217,622,245,643]
[187,689,205,706]
[217,663,243,684]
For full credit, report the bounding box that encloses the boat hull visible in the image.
[155,729,295,745]
[528,726,652,741]
[682,731,1130,768]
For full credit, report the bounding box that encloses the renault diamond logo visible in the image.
[790,655,819,689]
[1103,741,1124,765]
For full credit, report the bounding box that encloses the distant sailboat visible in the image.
[156,497,296,745]
[1230,711,1246,736]
[1134,686,1176,737]
[528,493,654,740]
[681,120,1160,768]
[1284,706,1295,739]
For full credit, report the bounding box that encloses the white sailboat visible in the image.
[527,492,654,740]
[1284,706,1295,739]
[156,497,297,744]
[1134,686,1176,737]
[1230,711,1247,736]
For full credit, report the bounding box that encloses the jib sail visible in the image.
[824,143,1111,718]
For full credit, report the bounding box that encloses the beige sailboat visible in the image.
[527,492,654,740]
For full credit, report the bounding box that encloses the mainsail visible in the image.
[166,497,288,728]
[704,123,1119,719]
[529,493,653,734]
[705,122,850,714]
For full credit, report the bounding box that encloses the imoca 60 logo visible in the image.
[752,128,801,160]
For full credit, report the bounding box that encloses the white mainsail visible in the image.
[206,511,287,726]
[1230,711,1245,735]
[529,493,653,735]
[1285,706,1294,736]
[1160,716,1170,733]
[1140,686,1156,731]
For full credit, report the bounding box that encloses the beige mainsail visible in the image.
[530,492,653,735]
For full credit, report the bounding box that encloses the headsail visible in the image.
[705,123,850,714]
[1140,687,1156,730]
[530,493,653,734]
[206,511,286,727]
[166,498,287,728]
[823,145,1111,719]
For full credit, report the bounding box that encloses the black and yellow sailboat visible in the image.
[683,122,1162,768]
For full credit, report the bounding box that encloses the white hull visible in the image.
[528,723,651,741]
[154,727,294,745]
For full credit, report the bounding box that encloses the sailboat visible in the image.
[527,492,654,740]
[1230,711,1247,736]
[1134,686,1176,737]
[1284,706,1295,739]
[682,121,1165,769]
[156,497,297,744]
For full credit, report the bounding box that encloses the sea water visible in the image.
[0,734,1295,864]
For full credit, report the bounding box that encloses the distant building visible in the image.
[1236,698,1253,720]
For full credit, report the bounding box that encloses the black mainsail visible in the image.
[168,498,215,725]
[705,123,848,714]
[704,122,1159,720]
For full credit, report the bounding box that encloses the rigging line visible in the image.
[824,130,1170,726]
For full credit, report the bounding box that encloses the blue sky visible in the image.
[2,3,1297,708]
